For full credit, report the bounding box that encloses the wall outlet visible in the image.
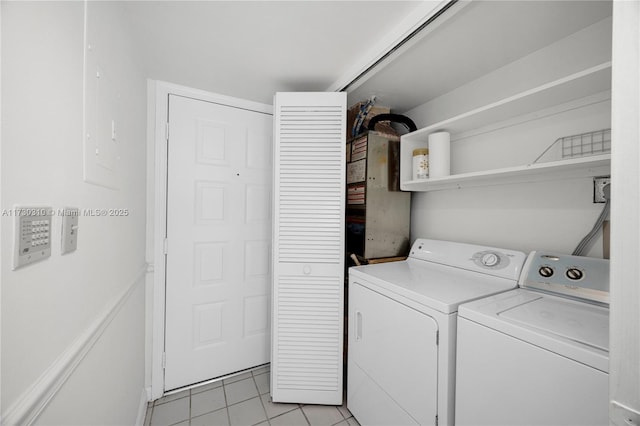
[593,176,611,203]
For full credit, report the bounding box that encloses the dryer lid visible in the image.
[350,239,526,314]
[350,257,520,314]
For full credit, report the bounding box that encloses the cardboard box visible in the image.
[347,102,390,138]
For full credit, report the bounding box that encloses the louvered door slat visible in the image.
[271,92,346,405]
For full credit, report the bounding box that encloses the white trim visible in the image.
[1,264,147,426]
[135,387,150,426]
[146,80,272,401]
[144,79,158,402]
[610,1,640,423]
[152,80,272,115]
[0,0,4,417]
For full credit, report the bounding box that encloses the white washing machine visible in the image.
[347,239,526,426]
[455,251,610,426]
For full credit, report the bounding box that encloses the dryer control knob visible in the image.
[472,251,509,269]
[481,252,500,267]
[539,266,554,278]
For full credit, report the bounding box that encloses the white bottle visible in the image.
[412,148,429,180]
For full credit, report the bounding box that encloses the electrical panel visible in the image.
[13,206,53,269]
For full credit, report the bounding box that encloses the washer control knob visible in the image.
[539,266,554,278]
[481,252,500,267]
[566,267,584,281]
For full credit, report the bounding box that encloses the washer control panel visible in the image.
[520,251,609,305]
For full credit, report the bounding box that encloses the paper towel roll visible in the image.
[428,131,450,178]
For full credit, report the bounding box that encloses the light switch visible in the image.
[61,207,79,254]
[13,206,53,269]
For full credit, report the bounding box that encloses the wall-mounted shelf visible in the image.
[401,154,611,192]
[400,62,612,191]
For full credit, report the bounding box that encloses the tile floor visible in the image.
[144,365,360,426]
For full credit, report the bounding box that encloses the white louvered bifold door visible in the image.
[271,92,346,404]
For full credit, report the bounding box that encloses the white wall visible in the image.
[1,2,147,424]
[404,17,612,257]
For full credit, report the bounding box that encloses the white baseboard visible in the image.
[2,264,147,426]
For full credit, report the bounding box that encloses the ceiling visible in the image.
[120,1,422,106]
[120,1,612,112]
[347,0,613,113]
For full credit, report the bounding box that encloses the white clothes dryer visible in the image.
[347,239,526,426]
[455,251,609,426]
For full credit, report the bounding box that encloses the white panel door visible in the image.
[165,94,272,391]
[271,92,346,404]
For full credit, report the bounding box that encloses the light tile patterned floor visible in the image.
[144,365,360,426]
